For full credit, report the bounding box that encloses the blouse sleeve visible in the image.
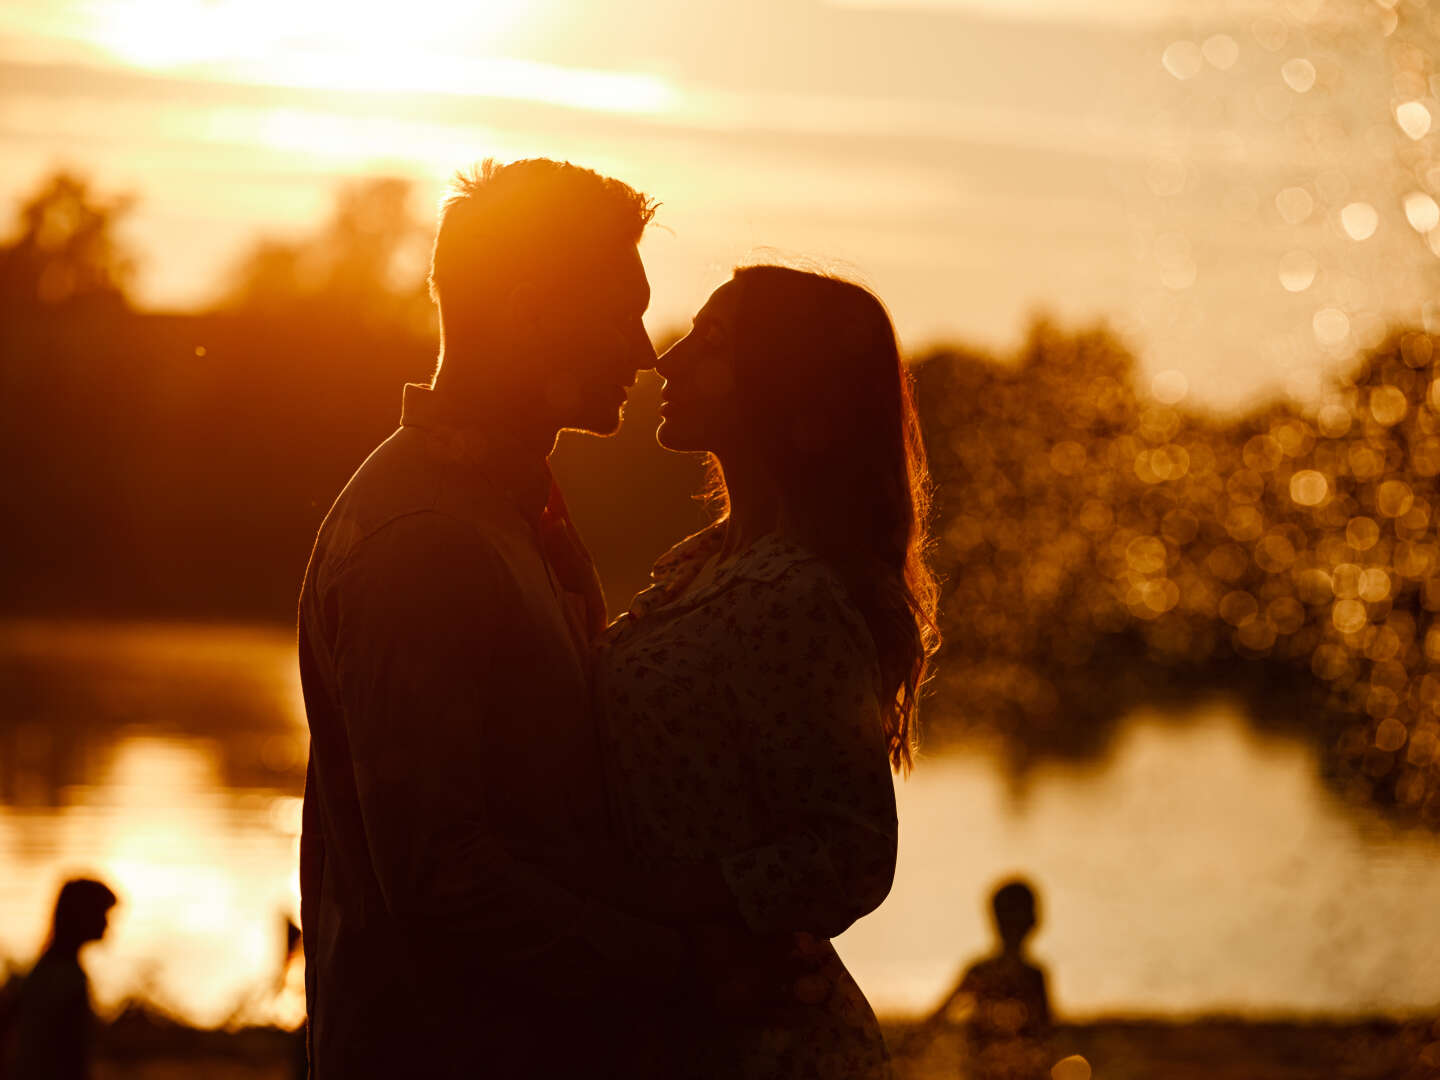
[716,566,899,939]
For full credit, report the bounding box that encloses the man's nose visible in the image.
[632,321,657,370]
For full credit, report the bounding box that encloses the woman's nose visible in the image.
[654,333,691,378]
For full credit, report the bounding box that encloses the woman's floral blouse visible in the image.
[594,523,899,1079]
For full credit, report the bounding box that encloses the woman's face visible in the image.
[654,280,744,454]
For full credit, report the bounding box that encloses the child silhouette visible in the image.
[927,879,1051,1079]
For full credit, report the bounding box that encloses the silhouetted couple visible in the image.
[297,158,939,1079]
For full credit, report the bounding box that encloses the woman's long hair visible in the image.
[718,264,940,772]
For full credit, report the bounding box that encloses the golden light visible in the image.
[1333,563,1363,600]
[1236,619,1277,651]
[1371,384,1409,425]
[1272,419,1314,457]
[1251,16,1288,52]
[85,738,288,1024]
[69,0,676,115]
[1333,598,1369,634]
[1150,369,1189,404]
[1360,567,1393,603]
[1317,403,1353,438]
[1397,100,1433,141]
[1255,531,1297,572]
[1202,34,1239,71]
[1347,516,1381,550]
[1290,469,1329,506]
[1051,1054,1092,1080]
[1126,535,1168,574]
[1379,479,1416,518]
[1340,202,1380,241]
[1268,596,1306,634]
[1312,643,1348,679]
[1278,249,1317,292]
[1275,186,1314,225]
[1220,590,1259,627]
[1162,41,1204,80]
[1313,307,1351,346]
[1405,192,1440,233]
[84,0,527,69]
[1377,717,1409,752]
[1280,58,1316,93]
[1155,232,1196,290]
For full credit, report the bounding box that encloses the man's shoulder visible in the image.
[18,955,88,1008]
[319,428,442,540]
[315,429,522,562]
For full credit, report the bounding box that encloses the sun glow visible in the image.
[71,0,676,115]
[81,0,532,70]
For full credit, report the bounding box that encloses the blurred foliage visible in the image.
[0,171,135,312]
[225,175,434,335]
[6,165,1440,826]
[916,318,1440,827]
[0,169,705,635]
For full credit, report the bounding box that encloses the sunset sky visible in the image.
[1,0,1434,409]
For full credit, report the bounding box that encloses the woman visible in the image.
[592,264,939,1077]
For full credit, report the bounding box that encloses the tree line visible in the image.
[4,170,1438,826]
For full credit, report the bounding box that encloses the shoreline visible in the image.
[9,999,1432,1079]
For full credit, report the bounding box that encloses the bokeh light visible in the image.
[919,321,1440,829]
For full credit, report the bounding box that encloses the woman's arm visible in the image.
[715,566,899,939]
[536,567,894,938]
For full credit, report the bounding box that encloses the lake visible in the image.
[2,619,1438,1028]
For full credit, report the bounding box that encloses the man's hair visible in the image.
[427,158,657,326]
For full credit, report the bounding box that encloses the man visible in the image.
[8,877,117,1080]
[297,158,669,1078]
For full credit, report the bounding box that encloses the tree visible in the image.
[225,176,432,333]
[0,171,136,312]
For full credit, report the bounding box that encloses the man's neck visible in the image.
[429,378,559,462]
[45,940,83,964]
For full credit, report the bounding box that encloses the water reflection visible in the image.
[0,621,306,1028]
[2,621,1439,1027]
[0,735,304,1028]
[843,704,1440,1018]
[0,620,307,806]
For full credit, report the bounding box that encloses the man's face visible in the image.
[81,904,111,945]
[534,243,654,436]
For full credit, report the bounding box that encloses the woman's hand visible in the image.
[694,925,835,1018]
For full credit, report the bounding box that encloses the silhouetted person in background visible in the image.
[8,878,116,1080]
[279,918,306,1080]
[926,879,1051,1080]
[297,158,678,1079]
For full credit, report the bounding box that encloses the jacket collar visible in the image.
[400,383,552,524]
